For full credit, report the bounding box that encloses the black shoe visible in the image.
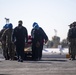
[5,58,9,60]
[18,59,23,62]
[20,59,23,62]
[69,58,71,60]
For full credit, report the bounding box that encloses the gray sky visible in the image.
[0,0,76,41]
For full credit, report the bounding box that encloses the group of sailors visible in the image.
[0,18,76,61]
[0,18,48,62]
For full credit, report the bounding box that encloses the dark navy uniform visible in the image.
[13,20,28,62]
[31,22,48,60]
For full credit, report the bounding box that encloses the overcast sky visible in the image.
[0,0,76,41]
